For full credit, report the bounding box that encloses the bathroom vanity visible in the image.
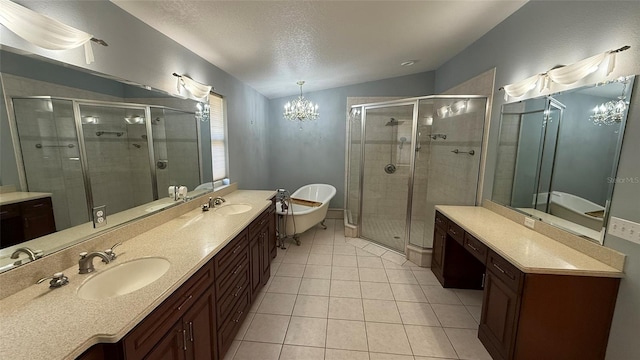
[0,192,55,249]
[0,189,277,360]
[432,206,623,360]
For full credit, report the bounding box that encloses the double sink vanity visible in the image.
[0,188,277,360]
[432,205,623,360]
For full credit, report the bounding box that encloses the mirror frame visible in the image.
[492,75,635,244]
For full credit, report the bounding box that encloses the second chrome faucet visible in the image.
[78,251,110,274]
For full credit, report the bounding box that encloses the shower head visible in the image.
[385,118,405,126]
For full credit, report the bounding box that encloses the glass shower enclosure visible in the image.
[11,97,202,233]
[346,95,488,253]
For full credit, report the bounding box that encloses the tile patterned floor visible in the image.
[224,219,491,360]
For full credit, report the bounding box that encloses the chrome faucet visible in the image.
[10,247,42,262]
[211,196,226,207]
[104,242,122,262]
[78,251,111,274]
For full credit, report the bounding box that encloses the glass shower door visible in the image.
[12,98,89,231]
[78,103,154,215]
[360,103,415,252]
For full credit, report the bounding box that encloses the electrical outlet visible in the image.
[608,217,640,245]
[524,217,535,229]
[92,205,106,228]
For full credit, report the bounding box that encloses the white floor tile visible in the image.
[332,266,360,281]
[292,295,329,318]
[421,285,463,305]
[366,322,412,355]
[369,353,414,360]
[357,256,385,268]
[362,299,402,323]
[311,244,334,255]
[333,255,358,267]
[307,253,333,266]
[404,325,457,358]
[279,345,325,360]
[326,319,368,351]
[331,280,362,298]
[257,293,297,315]
[334,245,357,255]
[431,304,478,329]
[325,348,370,360]
[243,314,290,343]
[454,289,484,306]
[284,316,327,347]
[298,278,331,296]
[445,327,493,360]
[396,301,441,326]
[390,283,428,302]
[267,276,302,294]
[359,267,388,283]
[233,341,282,360]
[303,265,332,279]
[385,269,418,284]
[329,297,364,321]
[412,269,440,286]
[276,263,306,277]
[360,282,395,301]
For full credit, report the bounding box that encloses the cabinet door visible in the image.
[431,226,446,279]
[260,229,271,285]
[183,287,215,360]
[249,234,262,301]
[21,198,56,240]
[479,270,520,360]
[145,322,186,360]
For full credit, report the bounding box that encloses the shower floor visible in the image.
[360,217,429,251]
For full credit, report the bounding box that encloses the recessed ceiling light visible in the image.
[401,60,416,67]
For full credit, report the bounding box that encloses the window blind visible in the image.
[209,94,227,181]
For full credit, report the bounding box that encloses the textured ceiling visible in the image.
[112,1,527,98]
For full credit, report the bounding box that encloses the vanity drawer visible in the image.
[464,233,488,264]
[216,261,250,327]
[487,250,523,292]
[0,203,20,219]
[249,208,272,239]
[215,247,249,300]
[434,211,448,230]
[217,287,251,359]
[123,259,214,359]
[215,230,248,275]
[447,221,464,245]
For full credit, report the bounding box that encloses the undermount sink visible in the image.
[214,204,252,215]
[77,257,170,300]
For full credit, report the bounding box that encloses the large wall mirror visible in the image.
[0,48,216,272]
[492,75,635,244]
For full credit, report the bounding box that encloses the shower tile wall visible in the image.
[409,98,486,249]
[81,105,153,215]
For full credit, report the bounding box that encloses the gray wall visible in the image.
[435,2,640,359]
[1,0,271,191]
[267,72,435,208]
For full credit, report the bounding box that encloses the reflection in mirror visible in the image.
[0,49,215,272]
[493,76,635,243]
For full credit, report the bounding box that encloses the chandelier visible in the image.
[590,78,629,126]
[283,81,319,124]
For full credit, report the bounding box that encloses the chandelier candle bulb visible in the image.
[283,80,319,124]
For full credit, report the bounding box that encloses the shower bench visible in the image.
[432,206,622,360]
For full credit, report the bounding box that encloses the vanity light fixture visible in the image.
[500,45,630,101]
[283,81,319,127]
[0,0,107,64]
[590,77,630,126]
[173,73,213,122]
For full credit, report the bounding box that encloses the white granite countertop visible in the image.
[0,191,52,206]
[0,190,275,360]
[436,206,623,278]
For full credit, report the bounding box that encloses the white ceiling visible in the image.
[112,1,527,99]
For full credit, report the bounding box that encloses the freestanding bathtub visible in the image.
[548,191,604,231]
[276,184,336,243]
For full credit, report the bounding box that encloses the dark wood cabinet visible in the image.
[433,211,621,360]
[0,197,56,249]
[431,211,484,289]
[479,266,520,360]
[145,323,186,360]
[77,204,276,360]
